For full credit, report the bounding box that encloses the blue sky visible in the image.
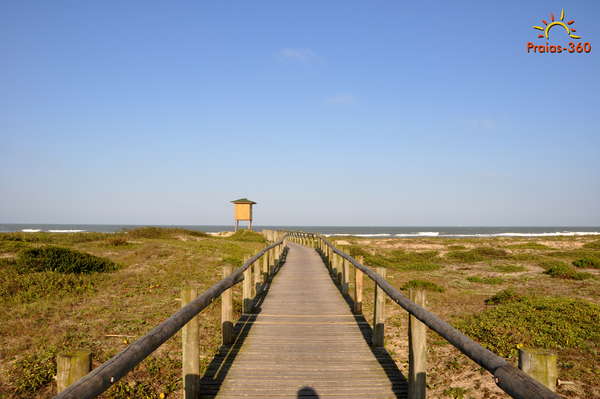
[1,1,599,226]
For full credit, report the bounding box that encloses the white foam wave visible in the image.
[395,232,440,237]
[324,233,392,237]
[47,229,86,233]
[22,229,41,233]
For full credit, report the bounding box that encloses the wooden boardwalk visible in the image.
[199,243,407,399]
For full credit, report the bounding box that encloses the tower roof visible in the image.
[231,198,257,204]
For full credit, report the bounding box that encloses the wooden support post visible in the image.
[262,250,270,281]
[56,350,91,393]
[408,289,427,399]
[253,255,261,295]
[268,248,274,276]
[221,265,234,345]
[243,258,253,314]
[354,256,364,314]
[518,348,558,392]
[373,267,386,347]
[342,253,350,295]
[181,286,200,398]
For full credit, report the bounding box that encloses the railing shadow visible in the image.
[316,248,408,399]
[198,248,288,398]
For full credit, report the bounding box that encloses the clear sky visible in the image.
[1,1,599,226]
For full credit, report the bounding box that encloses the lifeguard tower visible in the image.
[231,198,257,231]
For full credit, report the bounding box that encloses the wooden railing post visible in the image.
[182,286,200,398]
[354,256,364,314]
[342,254,350,295]
[518,348,558,392]
[373,267,386,347]
[253,254,262,296]
[243,256,253,314]
[56,350,91,393]
[262,250,270,281]
[222,265,234,345]
[408,288,427,399]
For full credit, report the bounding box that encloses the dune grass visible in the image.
[0,228,266,398]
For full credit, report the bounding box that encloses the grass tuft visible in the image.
[543,263,592,280]
[466,276,504,285]
[446,247,509,263]
[491,264,526,273]
[9,347,57,394]
[572,257,600,269]
[484,288,524,305]
[582,239,600,250]
[505,242,550,250]
[401,279,444,292]
[226,230,266,243]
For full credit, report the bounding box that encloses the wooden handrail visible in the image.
[54,238,287,399]
[288,231,560,399]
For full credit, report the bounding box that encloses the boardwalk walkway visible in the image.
[199,243,407,398]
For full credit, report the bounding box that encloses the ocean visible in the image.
[1,224,599,238]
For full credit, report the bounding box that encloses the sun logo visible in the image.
[533,9,580,40]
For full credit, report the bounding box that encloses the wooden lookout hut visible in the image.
[231,198,257,231]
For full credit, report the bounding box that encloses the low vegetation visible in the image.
[573,257,600,269]
[445,247,509,263]
[16,246,118,274]
[505,242,550,250]
[543,263,592,280]
[401,279,444,292]
[0,227,266,398]
[349,235,600,397]
[225,229,266,242]
[490,264,526,273]
[583,239,600,249]
[457,293,600,358]
[466,276,504,285]
[124,226,208,239]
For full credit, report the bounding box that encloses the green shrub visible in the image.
[226,230,266,243]
[492,264,526,273]
[10,347,57,394]
[572,257,600,269]
[457,296,600,357]
[466,276,504,285]
[505,242,550,250]
[536,259,569,270]
[485,289,524,305]
[447,245,466,250]
[446,247,509,263]
[583,240,600,250]
[125,227,208,239]
[16,246,118,274]
[544,263,592,280]
[401,279,444,292]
